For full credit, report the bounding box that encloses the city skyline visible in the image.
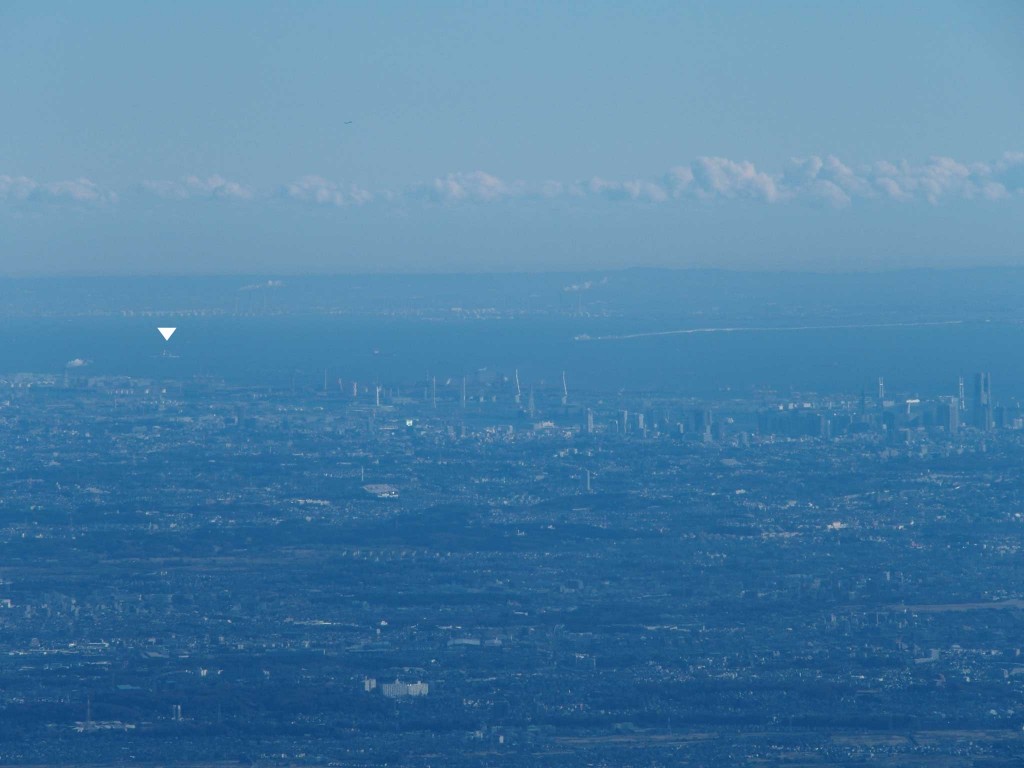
[7,5,1024,765]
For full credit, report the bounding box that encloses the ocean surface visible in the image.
[1,314,1022,400]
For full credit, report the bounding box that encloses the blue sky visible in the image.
[1,1,1022,275]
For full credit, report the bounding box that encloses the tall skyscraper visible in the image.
[972,372,993,431]
[692,408,713,442]
[937,398,959,434]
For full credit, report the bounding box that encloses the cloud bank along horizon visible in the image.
[2,1,1022,274]
[3,152,1023,210]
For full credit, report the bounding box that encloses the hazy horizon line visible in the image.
[10,263,1024,281]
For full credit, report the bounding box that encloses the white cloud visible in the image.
[579,158,777,204]
[418,155,1022,208]
[820,156,868,194]
[856,156,1016,204]
[992,151,1024,196]
[45,179,117,203]
[5,153,1023,213]
[665,153,1023,207]
[283,176,373,206]
[663,166,695,197]
[520,153,1021,208]
[782,155,875,207]
[0,175,38,200]
[540,180,567,198]
[0,175,117,204]
[690,157,779,202]
[416,171,522,203]
[587,177,668,202]
[142,175,253,200]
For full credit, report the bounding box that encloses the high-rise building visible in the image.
[936,398,959,434]
[692,408,711,431]
[381,680,429,698]
[972,372,993,431]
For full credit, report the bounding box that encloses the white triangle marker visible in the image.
[157,327,177,341]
